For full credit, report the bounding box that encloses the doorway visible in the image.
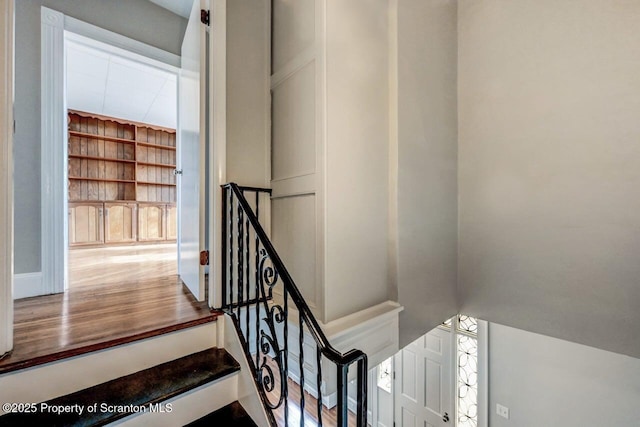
[64,34,179,289]
[386,316,487,427]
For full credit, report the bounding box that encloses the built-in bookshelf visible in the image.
[67,110,177,247]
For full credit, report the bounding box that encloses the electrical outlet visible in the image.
[496,404,510,419]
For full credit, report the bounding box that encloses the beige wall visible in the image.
[458,0,640,357]
[395,0,458,347]
[271,0,391,322]
[324,0,390,322]
[489,323,640,427]
[226,0,270,188]
[270,0,321,317]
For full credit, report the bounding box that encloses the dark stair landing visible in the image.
[186,401,258,427]
[0,347,239,427]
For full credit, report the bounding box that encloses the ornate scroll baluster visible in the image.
[221,183,367,427]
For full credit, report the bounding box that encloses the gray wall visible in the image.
[458,0,640,358]
[396,0,458,348]
[489,323,640,427]
[14,0,187,274]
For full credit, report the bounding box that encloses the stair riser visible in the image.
[0,322,216,414]
[113,373,239,426]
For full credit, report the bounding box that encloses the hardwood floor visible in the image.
[68,243,177,287]
[3,271,216,374]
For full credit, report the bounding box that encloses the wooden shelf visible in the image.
[69,176,136,183]
[69,154,136,163]
[69,131,136,145]
[137,181,177,186]
[70,199,137,203]
[136,141,177,151]
[137,161,177,168]
[68,112,177,247]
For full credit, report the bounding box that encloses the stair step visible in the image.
[0,348,239,426]
[185,401,258,427]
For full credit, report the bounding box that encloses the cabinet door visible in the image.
[69,202,104,246]
[166,204,177,240]
[104,202,137,244]
[138,203,166,241]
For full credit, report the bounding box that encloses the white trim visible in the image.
[271,173,316,199]
[316,0,328,323]
[41,6,67,295]
[209,0,227,309]
[270,46,315,90]
[477,320,489,427]
[0,0,14,357]
[387,0,399,301]
[64,31,179,74]
[63,14,180,68]
[41,7,182,297]
[13,272,44,300]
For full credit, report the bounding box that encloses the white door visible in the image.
[395,327,453,427]
[178,0,208,300]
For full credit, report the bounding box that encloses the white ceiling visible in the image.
[66,40,177,129]
[147,0,194,18]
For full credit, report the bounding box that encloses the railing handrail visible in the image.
[223,182,366,367]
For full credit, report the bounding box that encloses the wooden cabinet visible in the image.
[67,111,177,247]
[68,202,104,246]
[104,202,137,244]
[166,205,177,240]
[138,203,166,242]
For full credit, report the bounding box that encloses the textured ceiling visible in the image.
[66,40,177,129]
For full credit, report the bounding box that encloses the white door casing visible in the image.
[0,0,14,356]
[209,0,227,309]
[40,8,181,297]
[395,327,453,427]
[178,0,208,301]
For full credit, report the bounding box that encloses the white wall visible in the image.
[458,0,640,358]
[395,0,458,347]
[226,0,270,188]
[489,323,640,427]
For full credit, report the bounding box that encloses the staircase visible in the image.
[0,315,267,426]
[0,183,370,427]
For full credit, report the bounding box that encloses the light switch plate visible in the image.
[497,403,510,419]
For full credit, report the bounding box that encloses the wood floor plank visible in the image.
[2,245,216,374]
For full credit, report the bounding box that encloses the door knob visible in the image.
[443,412,450,423]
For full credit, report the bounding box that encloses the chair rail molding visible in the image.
[0,0,15,357]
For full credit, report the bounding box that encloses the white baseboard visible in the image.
[13,272,46,299]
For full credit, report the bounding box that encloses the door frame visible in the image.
[0,0,14,357]
[40,7,181,294]
[392,319,489,427]
[209,0,227,309]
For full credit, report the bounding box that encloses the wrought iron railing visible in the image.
[222,183,367,427]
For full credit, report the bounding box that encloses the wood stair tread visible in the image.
[185,401,258,427]
[0,348,239,426]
